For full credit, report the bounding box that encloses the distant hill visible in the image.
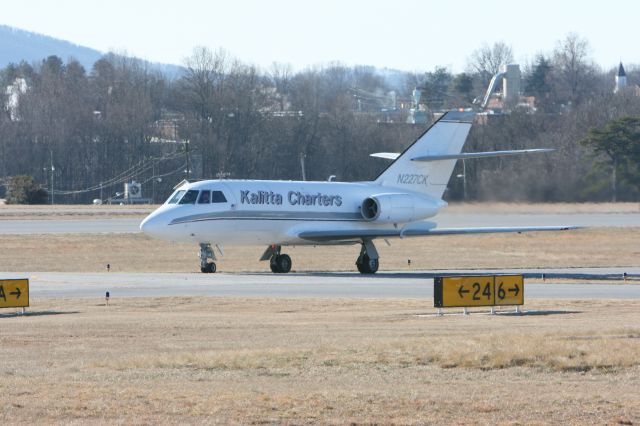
[0,25,183,77]
[0,25,102,70]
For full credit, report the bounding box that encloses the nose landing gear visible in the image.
[199,243,217,273]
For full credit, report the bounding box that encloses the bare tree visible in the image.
[181,47,232,177]
[269,62,293,111]
[551,33,598,105]
[183,46,230,121]
[467,41,514,82]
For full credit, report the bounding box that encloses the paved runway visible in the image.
[1,211,639,234]
[2,269,639,300]
[0,218,142,234]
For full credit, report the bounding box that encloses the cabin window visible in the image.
[167,190,185,204]
[211,191,227,203]
[197,190,211,204]
[178,190,199,204]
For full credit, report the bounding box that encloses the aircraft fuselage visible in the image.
[140,179,445,246]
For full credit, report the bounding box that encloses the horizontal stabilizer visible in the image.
[411,148,554,162]
[298,225,578,242]
[370,152,400,160]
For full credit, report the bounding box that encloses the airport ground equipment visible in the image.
[434,275,523,315]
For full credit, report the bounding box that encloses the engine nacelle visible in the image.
[360,193,441,223]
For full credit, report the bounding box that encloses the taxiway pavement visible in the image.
[1,269,639,300]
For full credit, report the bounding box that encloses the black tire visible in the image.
[201,262,216,273]
[357,254,378,274]
[366,257,379,274]
[270,260,280,273]
[276,254,292,273]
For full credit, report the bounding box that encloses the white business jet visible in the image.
[140,111,572,274]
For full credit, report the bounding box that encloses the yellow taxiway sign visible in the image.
[434,275,523,308]
[0,279,29,309]
[494,275,524,306]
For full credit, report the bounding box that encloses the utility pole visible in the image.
[185,140,190,180]
[49,150,55,205]
[456,159,467,201]
[462,159,467,200]
[151,160,156,203]
[299,153,306,181]
[175,121,190,180]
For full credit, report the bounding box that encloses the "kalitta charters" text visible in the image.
[240,190,343,207]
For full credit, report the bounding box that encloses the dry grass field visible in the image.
[0,227,638,273]
[1,297,639,424]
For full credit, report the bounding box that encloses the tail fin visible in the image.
[374,110,474,199]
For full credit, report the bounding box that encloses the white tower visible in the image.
[615,62,627,93]
[500,64,521,106]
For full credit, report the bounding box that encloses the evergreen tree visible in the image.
[525,55,553,111]
[580,116,640,201]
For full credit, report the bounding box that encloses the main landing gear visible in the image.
[258,241,379,274]
[270,253,292,274]
[260,245,292,273]
[356,240,379,274]
[199,243,217,273]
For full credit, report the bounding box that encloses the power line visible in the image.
[51,152,187,195]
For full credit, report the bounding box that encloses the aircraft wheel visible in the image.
[366,257,378,274]
[275,254,292,273]
[357,254,378,274]
[270,260,280,273]
[201,262,216,273]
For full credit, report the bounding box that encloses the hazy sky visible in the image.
[1,0,638,72]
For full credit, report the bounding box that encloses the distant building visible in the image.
[475,64,534,115]
[614,62,627,94]
[407,88,429,124]
[501,64,521,106]
[4,78,27,121]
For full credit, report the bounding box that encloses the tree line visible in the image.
[1,33,639,204]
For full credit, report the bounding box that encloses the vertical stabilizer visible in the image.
[374,111,475,199]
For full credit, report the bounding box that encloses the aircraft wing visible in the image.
[298,225,577,242]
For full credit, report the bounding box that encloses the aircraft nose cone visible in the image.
[140,213,163,237]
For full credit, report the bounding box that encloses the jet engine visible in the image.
[360,193,440,223]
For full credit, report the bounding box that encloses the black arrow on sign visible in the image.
[10,287,21,299]
[458,285,469,298]
[508,284,520,297]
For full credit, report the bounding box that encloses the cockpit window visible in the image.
[197,190,211,204]
[211,191,227,203]
[178,190,199,204]
[167,190,185,204]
